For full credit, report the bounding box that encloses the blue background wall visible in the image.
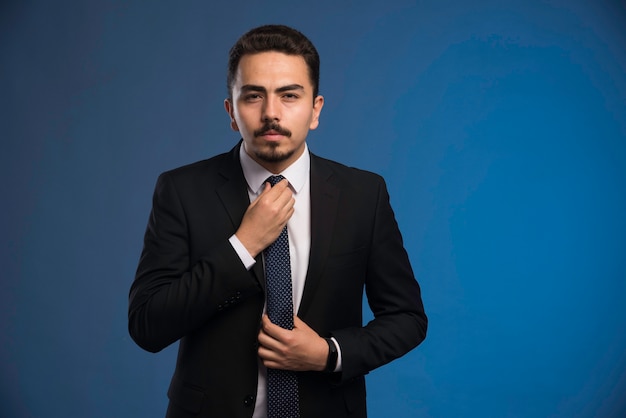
[2,0,625,417]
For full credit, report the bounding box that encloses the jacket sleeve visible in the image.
[331,177,427,382]
[128,171,262,353]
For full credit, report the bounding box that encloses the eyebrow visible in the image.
[240,84,305,94]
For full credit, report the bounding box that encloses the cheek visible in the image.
[234,111,255,132]
[292,108,314,127]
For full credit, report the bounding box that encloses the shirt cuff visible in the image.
[228,234,256,270]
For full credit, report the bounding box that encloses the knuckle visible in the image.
[262,321,272,333]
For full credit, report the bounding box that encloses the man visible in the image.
[129,24,427,418]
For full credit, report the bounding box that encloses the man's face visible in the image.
[225,51,324,173]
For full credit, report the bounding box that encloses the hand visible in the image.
[235,179,294,257]
[258,314,328,372]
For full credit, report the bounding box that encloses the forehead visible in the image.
[234,51,311,89]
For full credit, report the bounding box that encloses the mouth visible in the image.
[257,132,284,143]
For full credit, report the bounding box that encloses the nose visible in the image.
[262,96,280,122]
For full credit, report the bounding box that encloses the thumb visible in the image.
[257,181,272,197]
[249,182,272,208]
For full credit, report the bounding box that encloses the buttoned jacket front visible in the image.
[129,143,427,418]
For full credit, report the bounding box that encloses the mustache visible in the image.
[254,122,292,138]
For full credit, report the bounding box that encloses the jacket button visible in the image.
[243,395,255,407]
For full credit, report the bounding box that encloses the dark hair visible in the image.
[227,25,320,99]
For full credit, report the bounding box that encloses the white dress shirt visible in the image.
[229,141,311,306]
[228,142,340,418]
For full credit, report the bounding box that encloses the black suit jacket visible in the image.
[129,143,427,417]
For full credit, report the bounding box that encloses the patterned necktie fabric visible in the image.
[263,175,300,418]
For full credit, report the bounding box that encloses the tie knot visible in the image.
[266,175,285,187]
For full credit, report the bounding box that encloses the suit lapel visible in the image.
[298,154,340,317]
[216,143,266,290]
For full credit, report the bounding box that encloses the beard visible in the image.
[252,122,294,163]
[253,142,296,163]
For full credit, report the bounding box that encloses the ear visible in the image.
[224,99,239,131]
[309,95,324,130]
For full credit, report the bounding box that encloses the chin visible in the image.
[255,148,295,164]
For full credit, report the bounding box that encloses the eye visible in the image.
[282,93,299,101]
[243,94,263,102]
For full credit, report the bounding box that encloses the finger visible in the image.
[271,190,294,220]
[258,347,282,369]
[263,178,289,195]
[275,178,290,189]
[258,326,286,364]
[276,188,295,209]
[254,181,281,206]
[269,182,293,208]
[260,355,282,370]
[261,314,293,341]
[261,314,281,338]
[257,181,292,213]
[257,342,279,360]
[258,325,280,350]
[261,180,275,193]
[248,182,272,208]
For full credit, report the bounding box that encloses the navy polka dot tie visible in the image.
[264,175,300,418]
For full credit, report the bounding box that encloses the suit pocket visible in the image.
[325,246,367,270]
[167,381,205,414]
[342,376,367,416]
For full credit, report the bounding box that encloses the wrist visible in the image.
[234,232,261,258]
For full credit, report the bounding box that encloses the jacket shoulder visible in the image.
[162,150,232,179]
[311,153,385,187]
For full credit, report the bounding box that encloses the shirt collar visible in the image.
[239,142,310,195]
